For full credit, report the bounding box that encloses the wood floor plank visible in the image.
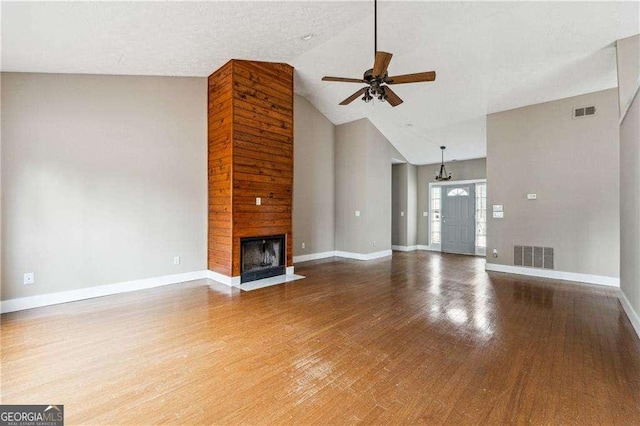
[1,252,639,424]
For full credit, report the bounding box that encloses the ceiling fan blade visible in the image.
[383,86,403,107]
[386,71,436,84]
[322,76,367,83]
[372,51,393,78]
[339,88,368,105]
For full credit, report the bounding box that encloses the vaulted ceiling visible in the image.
[2,1,638,164]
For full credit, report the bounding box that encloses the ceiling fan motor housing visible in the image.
[363,68,388,83]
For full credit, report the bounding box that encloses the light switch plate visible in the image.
[423,212,428,217]
[173,256,181,265]
[492,205,503,212]
[355,210,360,217]
[401,211,404,216]
[527,193,537,200]
[256,197,261,206]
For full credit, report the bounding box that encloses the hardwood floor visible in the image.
[1,252,639,424]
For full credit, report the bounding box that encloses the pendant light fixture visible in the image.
[435,146,452,181]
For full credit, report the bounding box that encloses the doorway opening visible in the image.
[429,180,486,256]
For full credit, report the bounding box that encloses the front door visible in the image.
[441,185,476,255]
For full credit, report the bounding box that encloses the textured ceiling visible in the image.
[2,1,638,164]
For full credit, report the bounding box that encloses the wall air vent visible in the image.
[573,105,596,119]
[514,245,554,269]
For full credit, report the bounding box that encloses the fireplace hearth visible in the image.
[240,235,286,283]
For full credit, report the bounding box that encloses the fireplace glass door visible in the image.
[240,235,286,283]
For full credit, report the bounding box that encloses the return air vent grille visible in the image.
[573,105,596,119]
[514,245,554,269]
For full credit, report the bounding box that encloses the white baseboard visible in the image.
[294,250,392,262]
[415,245,485,256]
[0,270,210,314]
[207,267,294,287]
[618,289,640,339]
[391,245,418,252]
[335,249,393,261]
[485,263,620,287]
[293,251,336,263]
[206,270,240,287]
[417,245,440,252]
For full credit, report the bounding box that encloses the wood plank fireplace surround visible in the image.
[208,59,294,285]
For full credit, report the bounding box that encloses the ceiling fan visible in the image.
[322,0,436,107]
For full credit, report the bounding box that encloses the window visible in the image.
[430,186,441,245]
[476,183,487,249]
[447,187,469,197]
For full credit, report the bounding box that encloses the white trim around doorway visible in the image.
[428,178,487,256]
[428,178,486,188]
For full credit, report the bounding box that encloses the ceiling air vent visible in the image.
[573,105,596,119]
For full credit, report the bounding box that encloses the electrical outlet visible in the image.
[173,256,181,265]
[401,211,405,217]
[24,272,35,285]
[492,249,498,258]
[301,242,306,249]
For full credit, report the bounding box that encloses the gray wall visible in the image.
[617,34,640,115]
[486,88,620,278]
[392,163,417,247]
[364,121,396,253]
[407,164,417,246]
[392,164,407,246]
[335,118,402,254]
[416,158,486,245]
[293,95,335,257]
[1,72,208,301]
[620,91,639,324]
[335,119,368,254]
[618,35,640,322]
[0,74,3,293]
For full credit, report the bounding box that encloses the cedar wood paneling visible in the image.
[208,60,294,277]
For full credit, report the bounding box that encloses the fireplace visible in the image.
[240,235,286,283]
[207,60,294,280]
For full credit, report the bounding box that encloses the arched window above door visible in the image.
[446,188,469,197]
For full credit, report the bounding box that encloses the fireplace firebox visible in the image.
[240,235,286,283]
